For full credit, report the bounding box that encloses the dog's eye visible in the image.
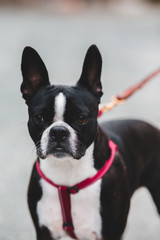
[78,115,88,124]
[33,115,44,124]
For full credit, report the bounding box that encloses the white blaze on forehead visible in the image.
[54,92,66,122]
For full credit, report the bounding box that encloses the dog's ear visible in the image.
[77,45,103,103]
[21,47,50,103]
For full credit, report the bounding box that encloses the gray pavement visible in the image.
[0,1,160,239]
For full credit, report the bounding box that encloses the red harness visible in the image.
[36,140,118,239]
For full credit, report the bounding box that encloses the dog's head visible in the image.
[21,45,103,160]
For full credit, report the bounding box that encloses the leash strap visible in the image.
[98,68,160,116]
[36,140,118,239]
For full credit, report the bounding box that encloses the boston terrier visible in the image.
[20,45,160,240]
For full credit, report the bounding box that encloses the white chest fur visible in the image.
[36,144,102,240]
[37,178,102,240]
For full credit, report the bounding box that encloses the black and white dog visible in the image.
[21,45,160,240]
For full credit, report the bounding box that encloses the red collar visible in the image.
[36,140,118,239]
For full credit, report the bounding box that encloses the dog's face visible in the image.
[21,45,103,160]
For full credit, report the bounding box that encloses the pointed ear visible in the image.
[20,47,50,103]
[77,45,103,103]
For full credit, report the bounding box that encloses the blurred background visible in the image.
[0,0,160,239]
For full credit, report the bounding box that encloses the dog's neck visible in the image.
[39,143,96,186]
[39,126,109,186]
[94,126,110,170]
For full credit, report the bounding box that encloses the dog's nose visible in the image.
[49,126,70,142]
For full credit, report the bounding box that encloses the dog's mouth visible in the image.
[37,146,71,159]
[48,147,71,158]
[37,144,85,160]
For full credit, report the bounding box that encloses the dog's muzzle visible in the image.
[47,126,71,158]
[39,122,84,159]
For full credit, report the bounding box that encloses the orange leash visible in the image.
[98,68,160,117]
